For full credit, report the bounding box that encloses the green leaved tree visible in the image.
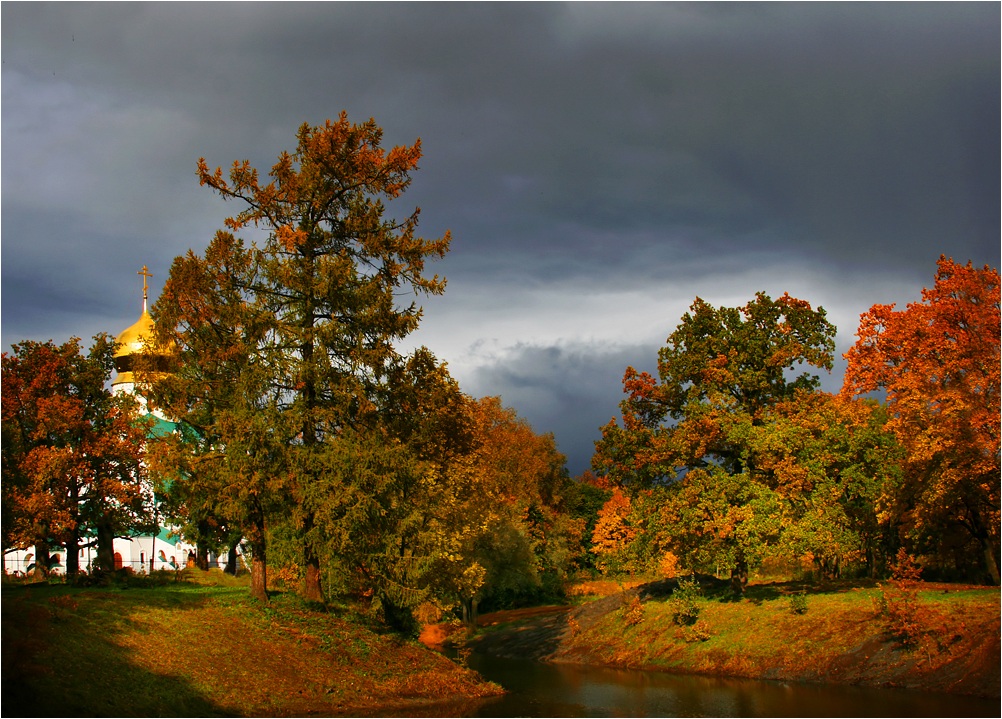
[152,113,450,602]
[148,231,284,600]
[594,292,837,591]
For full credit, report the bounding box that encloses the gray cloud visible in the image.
[3,2,998,474]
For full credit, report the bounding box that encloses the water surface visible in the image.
[444,653,998,717]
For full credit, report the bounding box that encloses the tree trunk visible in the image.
[64,527,80,577]
[730,558,748,594]
[461,596,479,631]
[247,513,268,602]
[65,480,80,576]
[195,519,211,571]
[983,546,1000,586]
[969,509,1000,585]
[298,267,324,605]
[225,541,240,575]
[33,539,50,580]
[251,550,268,601]
[865,542,878,579]
[301,513,323,602]
[96,521,115,573]
[196,542,210,571]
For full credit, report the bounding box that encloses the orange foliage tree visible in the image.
[2,336,153,576]
[843,257,1001,584]
[590,487,637,572]
[440,396,574,625]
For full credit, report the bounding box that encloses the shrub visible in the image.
[789,592,808,615]
[878,578,965,657]
[270,563,301,589]
[891,548,923,584]
[567,616,581,636]
[413,602,443,625]
[881,584,923,648]
[622,594,645,626]
[658,552,682,579]
[680,619,711,643]
[670,576,702,626]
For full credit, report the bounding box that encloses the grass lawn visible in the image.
[548,577,1000,698]
[2,570,500,717]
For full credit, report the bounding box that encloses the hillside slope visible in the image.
[2,577,501,717]
[471,577,1000,699]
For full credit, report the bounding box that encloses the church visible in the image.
[4,267,217,576]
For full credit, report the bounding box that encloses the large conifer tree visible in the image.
[152,114,450,601]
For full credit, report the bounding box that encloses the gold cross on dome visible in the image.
[138,265,153,311]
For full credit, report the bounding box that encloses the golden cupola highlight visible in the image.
[112,265,174,407]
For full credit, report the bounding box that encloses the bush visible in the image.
[789,592,808,615]
[670,576,702,626]
[658,552,682,579]
[881,585,922,648]
[878,579,965,657]
[891,548,923,583]
[680,619,711,642]
[622,595,644,626]
[269,563,302,590]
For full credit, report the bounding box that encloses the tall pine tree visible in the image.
[152,114,450,601]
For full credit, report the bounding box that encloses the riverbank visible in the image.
[464,576,1000,699]
[1,572,501,717]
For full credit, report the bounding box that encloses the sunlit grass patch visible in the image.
[548,578,999,696]
[2,579,500,716]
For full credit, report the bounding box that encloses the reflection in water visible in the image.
[439,653,998,718]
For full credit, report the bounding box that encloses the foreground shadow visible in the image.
[2,584,234,717]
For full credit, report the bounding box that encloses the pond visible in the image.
[440,652,998,717]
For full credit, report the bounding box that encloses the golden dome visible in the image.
[113,264,174,388]
[112,310,173,387]
[113,310,157,359]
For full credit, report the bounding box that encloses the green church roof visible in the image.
[145,414,177,438]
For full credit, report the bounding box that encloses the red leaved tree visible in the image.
[2,336,153,577]
[843,257,1000,584]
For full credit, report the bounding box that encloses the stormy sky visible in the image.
[3,2,999,475]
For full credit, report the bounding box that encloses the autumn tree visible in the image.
[192,114,450,602]
[563,471,613,572]
[301,377,574,633]
[594,292,837,591]
[310,348,476,632]
[148,231,286,601]
[590,487,637,573]
[843,257,1001,584]
[741,391,901,578]
[438,396,573,625]
[2,336,153,576]
[655,465,784,585]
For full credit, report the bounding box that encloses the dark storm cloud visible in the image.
[463,342,661,473]
[3,2,998,474]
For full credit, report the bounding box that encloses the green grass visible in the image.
[2,571,501,717]
[552,578,1000,698]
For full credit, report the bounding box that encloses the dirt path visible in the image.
[478,605,571,626]
[418,605,570,652]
